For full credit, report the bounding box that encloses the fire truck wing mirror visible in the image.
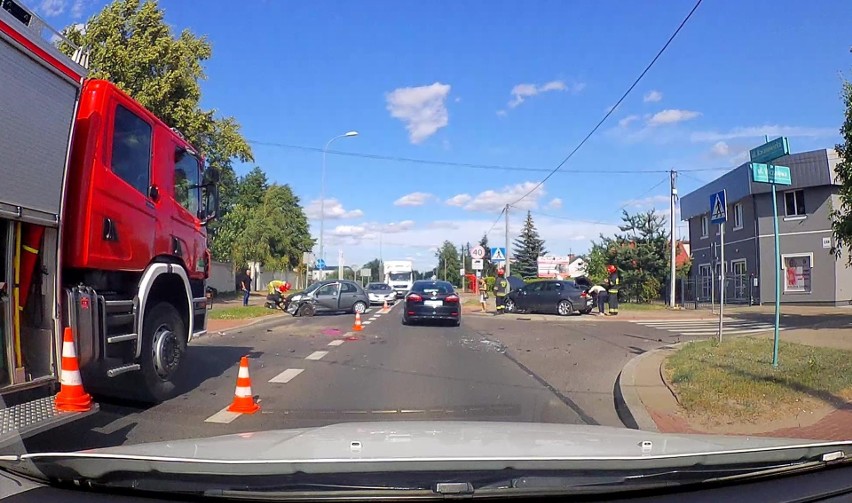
[200,183,219,226]
[203,167,221,184]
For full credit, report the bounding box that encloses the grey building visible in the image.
[680,149,851,306]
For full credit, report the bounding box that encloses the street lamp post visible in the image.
[319,131,358,262]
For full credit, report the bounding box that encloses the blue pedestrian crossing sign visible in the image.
[490,247,507,262]
[710,190,727,224]
[316,258,326,270]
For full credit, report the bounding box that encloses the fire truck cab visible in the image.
[0,0,216,445]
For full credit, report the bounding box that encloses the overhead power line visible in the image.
[246,139,729,175]
[509,0,704,207]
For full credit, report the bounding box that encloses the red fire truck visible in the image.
[0,0,217,444]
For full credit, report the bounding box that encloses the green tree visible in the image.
[219,184,313,271]
[236,167,269,209]
[512,211,547,278]
[436,241,462,285]
[590,210,670,302]
[832,60,852,261]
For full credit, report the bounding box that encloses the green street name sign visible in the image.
[749,137,790,163]
[750,163,792,186]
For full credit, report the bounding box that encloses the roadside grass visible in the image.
[620,302,667,311]
[208,305,278,320]
[664,337,852,422]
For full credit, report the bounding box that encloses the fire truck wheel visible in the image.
[137,302,187,402]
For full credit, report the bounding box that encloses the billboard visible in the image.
[536,256,587,279]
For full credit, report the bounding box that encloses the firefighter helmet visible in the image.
[607,265,617,274]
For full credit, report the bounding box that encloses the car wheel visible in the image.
[135,302,187,403]
[504,298,516,313]
[298,303,316,317]
[352,301,367,314]
[557,299,574,316]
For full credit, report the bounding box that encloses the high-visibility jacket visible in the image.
[607,272,620,293]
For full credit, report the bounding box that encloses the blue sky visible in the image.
[39,0,851,270]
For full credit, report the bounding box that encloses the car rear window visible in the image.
[411,282,453,295]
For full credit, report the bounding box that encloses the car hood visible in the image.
[18,421,845,479]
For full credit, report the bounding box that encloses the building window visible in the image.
[782,254,812,293]
[784,190,806,216]
[733,203,743,229]
[700,215,708,238]
[698,263,712,300]
[111,105,152,196]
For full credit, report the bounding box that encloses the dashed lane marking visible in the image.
[327,339,344,346]
[362,321,372,325]
[305,350,329,361]
[204,406,241,424]
[269,368,304,383]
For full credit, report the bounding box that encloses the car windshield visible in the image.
[5,0,852,497]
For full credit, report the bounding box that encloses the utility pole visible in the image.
[670,169,678,308]
[504,204,511,277]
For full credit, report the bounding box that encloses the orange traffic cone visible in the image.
[383,299,388,310]
[227,356,260,414]
[55,327,92,412]
[353,312,363,331]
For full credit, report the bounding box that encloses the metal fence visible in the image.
[667,274,758,309]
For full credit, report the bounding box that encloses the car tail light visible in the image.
[407,293,423,302]
[445,294,459,303]
[580,292,588,298]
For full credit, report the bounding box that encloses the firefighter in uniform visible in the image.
[493,268,509,314]
[606,265,620,316]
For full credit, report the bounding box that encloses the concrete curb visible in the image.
[614,347,673,432]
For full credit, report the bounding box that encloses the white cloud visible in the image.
[618,115,639,128]
[305,198,364,219]
[445,194,472,207]
[643,90,663,103]
[507,80,583,109]
[690,125,837,142]
[548,197,563,209]
[710,141,730,157]
[621,194,670,208]
[496,110,507,117]
[39,0,65,16]
[393,192,433,207]
[428,220,460,229]
[462,181,546,212]
[71,0,87,18]
[386,82,451,144]
[647,109,701,126]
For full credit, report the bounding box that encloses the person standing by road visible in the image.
[493,268,509,314]
[240,268,252,306]
[605,265,620,316]
[478,277,488,313]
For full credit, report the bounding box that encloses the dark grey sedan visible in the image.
[286,280,370,316]
[504,280,593,316]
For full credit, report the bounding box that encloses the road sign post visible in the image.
[749,137,791,368]
[710,190,727,342]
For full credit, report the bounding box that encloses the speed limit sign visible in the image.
[470,245,486,259]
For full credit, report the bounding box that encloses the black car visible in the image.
[402,280,461,326]
[504,279,593,316]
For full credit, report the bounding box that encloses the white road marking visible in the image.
[327,339,344,346]
[204,406,241,424]
[362,321,372,325]
[305,351,329,361]
[269,368,304,383]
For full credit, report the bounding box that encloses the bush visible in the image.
[484,276,495,291]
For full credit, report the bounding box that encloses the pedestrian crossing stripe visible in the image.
[629,319,785,336]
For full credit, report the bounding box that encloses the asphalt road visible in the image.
[22,304,592,453]
[21,305,761,454]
